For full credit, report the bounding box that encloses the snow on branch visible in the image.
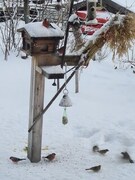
[73,13,135,66]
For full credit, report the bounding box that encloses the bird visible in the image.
[97,149,109,155]
[121,151,134,163]
[42,18,56,29]
[57,46,65,55]
[9,156,26,163]
[21,54,28,59]
[42,153,56,161]
[92,145,99,152]
[85,165,101,172]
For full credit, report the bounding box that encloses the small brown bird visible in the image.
[121,152,134,163]
[42,18,55,29]
[98,149,109,155]
[92,145,99,152]
[57,46,65,55]
[85,165,101,172]
[42,153,56,161]
[10,156,26,163]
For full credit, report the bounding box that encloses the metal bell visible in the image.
[59,90,72,107]
[52,79,56,86]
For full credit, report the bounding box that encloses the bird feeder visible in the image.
[17,20,64,163]
[17,21,64,56]
[17,20,64,79]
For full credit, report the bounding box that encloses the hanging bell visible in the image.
[52,79,57,86]
[59,89,72,107]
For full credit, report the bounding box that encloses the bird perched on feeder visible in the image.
[97,149,109,155]
[9,156,26,163]
[85,165,101,172]
[42,18,56,29]
[121,151,134,163]
[42,153,56,161]
[92,145,99,152]
[57,46,65,55]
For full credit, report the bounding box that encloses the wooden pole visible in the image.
[28,56,45,163]
[24,0,30,23]
[87,0,97,21]
[57,79,60,91]
[75,70,79,93]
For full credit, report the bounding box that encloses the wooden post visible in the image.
[87,0,97,21]
[75,70,79,93]
[57,79,60,91]
[28,56,45,163]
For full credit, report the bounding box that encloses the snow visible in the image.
[0,47,135,180]
[0,1,135,180]
[0,46,135,180]
[42,65,64,74]
[18,21,64,38]
[68,13,79,23]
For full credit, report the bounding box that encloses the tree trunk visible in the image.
[24,0,29,23]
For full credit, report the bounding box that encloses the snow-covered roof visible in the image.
[18,21,64,38]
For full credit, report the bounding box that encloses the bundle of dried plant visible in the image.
[78,13,135,67]
[105,13,135,59]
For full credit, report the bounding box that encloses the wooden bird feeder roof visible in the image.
[17,21,64,39]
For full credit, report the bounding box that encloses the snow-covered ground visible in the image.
[0,49,135,180]
[0,0,135,179]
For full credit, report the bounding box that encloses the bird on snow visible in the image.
[92,145,99,152]
[9,156,26,163]
[97,149,109,155]
[85,165,101,172]
[42,18,56,29]
[121,151,134,163]
[42,153,56,161]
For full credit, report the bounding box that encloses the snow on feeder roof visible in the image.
[18,20,64,38]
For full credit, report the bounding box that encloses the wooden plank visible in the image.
[35,54,81,66]
[28,56,45,163]
[41,65,64,79]
[34,54,62,66]
[75,70,79,93]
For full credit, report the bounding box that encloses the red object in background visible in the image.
[76,10,109,35]
[76,11,87,20]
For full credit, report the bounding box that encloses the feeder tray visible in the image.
[41,65,64,79]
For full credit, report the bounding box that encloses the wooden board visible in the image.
[41,65,64,79]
